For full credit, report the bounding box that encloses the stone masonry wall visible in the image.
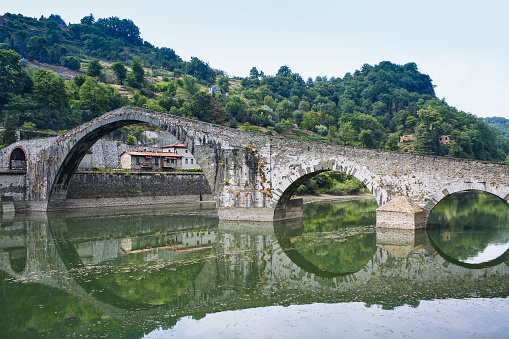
[67,172,211,200]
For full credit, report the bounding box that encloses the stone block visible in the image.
[376,196,426,229]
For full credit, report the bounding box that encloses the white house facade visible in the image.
[161,143,200,170]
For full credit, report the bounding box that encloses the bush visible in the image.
[62,56,81,71]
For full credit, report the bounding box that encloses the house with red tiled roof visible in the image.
[120,150,182,171]
[161,143,199,169]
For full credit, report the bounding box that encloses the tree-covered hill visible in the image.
[483,117,509,138]
[1,12,509,163]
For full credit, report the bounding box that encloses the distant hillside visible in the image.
[1,12,509,163]
[0,12,216,83]
[483,117,509,137]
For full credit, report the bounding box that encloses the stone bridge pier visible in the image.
[0,107,508,229]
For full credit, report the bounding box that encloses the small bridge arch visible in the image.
[9,146,27,172]
[275,159,386,207]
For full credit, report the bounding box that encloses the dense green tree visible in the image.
[86,59,103,78]
[416,106,442,155]
[1,112,18,145]
[62,56,80,71]
[131,60,144,85]
[182,75,199,96]
[263,95,276,110]
[276,100,295,120]
[185,57,215,83]
[72,76,125,122]
[14,68,69,129]
[339,121,357,146]
[80,14,95,25]
[111,62,127,84]
[277,65,292,77]
[225,95,249,121]
[249,67,260,79]
[27,36,47,60]
[385,134,400,151]
[187,91,215,122]
[218,76,229,93]
[95,17,142,44]
[0,50,32,109]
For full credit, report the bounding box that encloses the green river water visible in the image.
[0,191,508,338]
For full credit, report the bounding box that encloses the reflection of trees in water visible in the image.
[3,199,509,337]
[56,211,218,307]
[302,199,377,232]
[290,227,376,274]
[427,191,509,262]
[277,199,378,275]
[91,248,211,306]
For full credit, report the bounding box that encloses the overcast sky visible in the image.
[3,0,508,118]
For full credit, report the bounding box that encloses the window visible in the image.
[191,159,193,164]
[185,159,188,164]
[136,157,140,164]
[185,150,188,153]
[155,158,159,165]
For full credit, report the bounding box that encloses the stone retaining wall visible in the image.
[67,172,212,201]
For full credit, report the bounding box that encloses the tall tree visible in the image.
[86,59,103,78]
[249,67,260,79]
[0,50,32,109]
[131,60,144,85]
[111,62,127,84]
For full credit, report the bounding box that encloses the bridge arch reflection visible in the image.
[426,190,509,267]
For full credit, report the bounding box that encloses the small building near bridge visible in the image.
[120,150,183,171]
[161,143,199,169]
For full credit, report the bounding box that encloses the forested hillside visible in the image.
[1,12,508,163]
[484,117,509,138]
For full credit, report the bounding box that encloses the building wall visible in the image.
[173,148,199,169]
[119,153,131,170]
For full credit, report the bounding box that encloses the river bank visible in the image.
[297,193,375,204]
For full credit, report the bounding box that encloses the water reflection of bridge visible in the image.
[0,212,508,332]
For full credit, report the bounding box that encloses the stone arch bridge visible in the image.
[1,107,508,227]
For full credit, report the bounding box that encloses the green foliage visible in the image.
[0,49,32,108]
[1,12,508,162]
[126,134,136,145]
[218,76,229,93]
[296,171,368,195]
[385,133,400,151]
[130,60,144,86]
[182,75,199,96]
[239,122,264,134]
[111,62,127,84]
[62,56,80,71]
[185,57,215,84]
[86,59,102,78]
[484,117,509,137]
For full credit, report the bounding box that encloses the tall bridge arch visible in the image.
[1,106,509,225]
